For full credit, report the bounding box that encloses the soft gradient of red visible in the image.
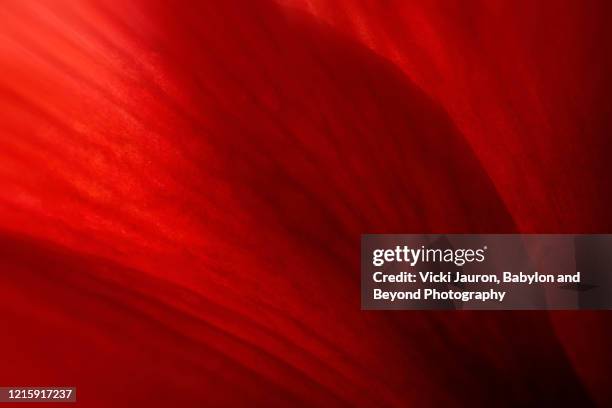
[0,1,610,406]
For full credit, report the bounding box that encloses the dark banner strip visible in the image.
[361,234,612,310]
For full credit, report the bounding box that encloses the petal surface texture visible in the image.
[0,1,611,407]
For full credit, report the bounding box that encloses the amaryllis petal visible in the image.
[0,1,610,406]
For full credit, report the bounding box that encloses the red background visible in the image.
[0,0,611,406]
